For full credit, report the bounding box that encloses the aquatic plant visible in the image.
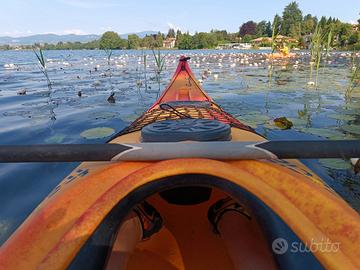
[33,47,51,89]
[346,51,360,99]
[80,127,115,139]
[324,29,333,61]
[33,47,57,121]
[143,51,148,93]
[268,16,281,85]
[308,23,332,89]
[152,49,166,97]
[104,48,113,66]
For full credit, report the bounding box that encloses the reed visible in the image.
[142,50,148,93]
[152,49,166,97]
[324,29,332,61]
[308,23,331,89]
[104,48,113,66]
[33,47,51,90]
[268,16,281,86]
[33,47,56,121]
[346,51,360,99]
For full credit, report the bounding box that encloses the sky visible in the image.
[0,0,359,37]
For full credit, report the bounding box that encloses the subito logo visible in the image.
[272,238,288,255]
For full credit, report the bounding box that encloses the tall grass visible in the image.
[324,29,332,61]
[152,49,166,97]
[309,24,322,88]
[33,47,51,90]
[346,51,360,99]
[33,47,56,121]
[142,50,148,93]
[308,23,332,89]
[268,16,281,86]
[104,48,112,66]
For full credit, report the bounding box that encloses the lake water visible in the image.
[0,49,359,245]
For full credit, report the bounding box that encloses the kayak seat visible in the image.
[141,119,231,142]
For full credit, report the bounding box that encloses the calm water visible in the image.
[0,49,359,244]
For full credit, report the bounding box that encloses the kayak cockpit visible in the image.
[69,174,322,270]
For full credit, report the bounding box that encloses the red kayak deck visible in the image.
[120,56,253,135]
[149,56,213,110]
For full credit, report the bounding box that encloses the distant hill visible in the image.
[120,31,158,39]
[0,31,160,45]
[0,34,100,45]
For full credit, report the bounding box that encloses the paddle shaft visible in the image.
[0,140,359,162]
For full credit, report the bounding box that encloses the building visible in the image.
[163,38,176,49]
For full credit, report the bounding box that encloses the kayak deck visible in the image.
[149,56,212,110]
[119,102,253,136]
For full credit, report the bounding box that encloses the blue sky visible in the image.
[1,0,359,37]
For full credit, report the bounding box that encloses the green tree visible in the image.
[100,31,124,49]
[166,28,176,38]
[255,21,267,37]
[175,30,183,47]
[177,32,194,49]
[192,32,217,49]
[273,14,282,35]
[302,14,316,35]
[265,21,272,37]
[141,35,156,48]
[242,34,254,43]
[127,34,141,49]
[318,16,328,29]
[210,29,229,42]
[281,1,302,38]
[154,32,164,47]
[337,23,353,47]
[348,32,360,45]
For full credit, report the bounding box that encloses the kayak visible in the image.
[1,56,360,270]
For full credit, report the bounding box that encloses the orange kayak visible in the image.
[1,56,360,270]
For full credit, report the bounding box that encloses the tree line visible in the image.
[1,1,359,51]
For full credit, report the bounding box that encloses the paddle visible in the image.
[0,140,360,162]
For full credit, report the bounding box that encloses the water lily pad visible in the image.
[288,118,308,126]
[45,134,66,143]
[80,127,115,139]
[327,114,356,121]
[342,125,360,135]
[237,113,269,124]
[319,159,352,170]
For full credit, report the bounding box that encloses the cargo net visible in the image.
[118,102,253,136]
